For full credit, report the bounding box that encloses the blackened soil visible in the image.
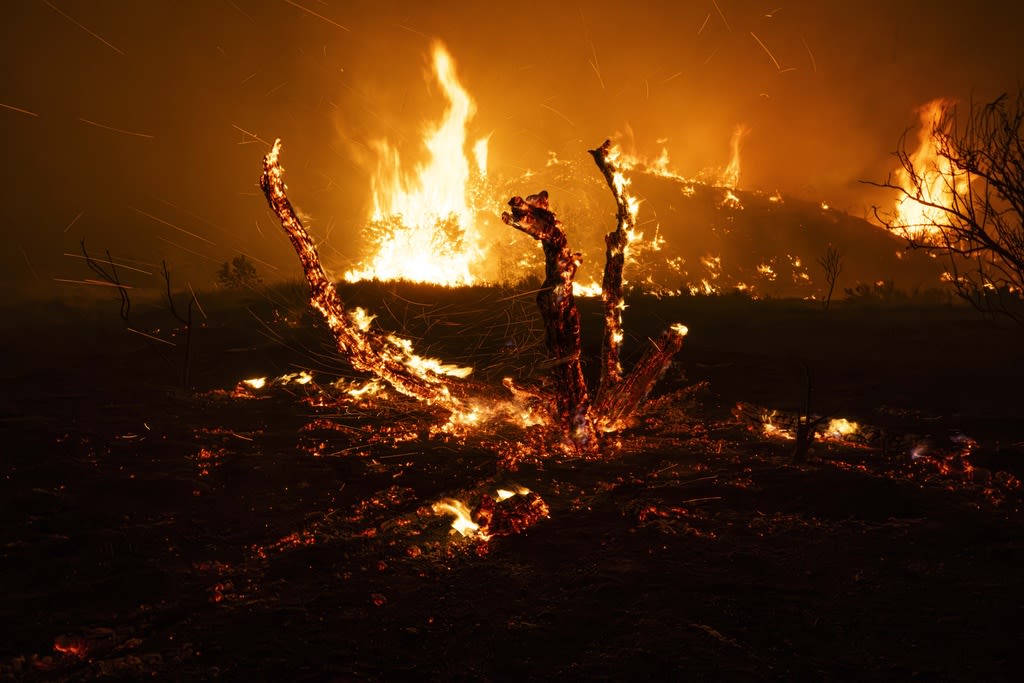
[1,291,1023,681]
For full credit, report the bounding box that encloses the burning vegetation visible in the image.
[261,136,686,455]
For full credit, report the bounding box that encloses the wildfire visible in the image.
[892,98,966,240]
[345,42,490,286]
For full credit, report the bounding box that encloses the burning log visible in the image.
[259,140,473,412]
[501,191,597,450]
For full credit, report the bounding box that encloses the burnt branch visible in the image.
[259,140,475,411]
[817,244,842,310]
[502,191,596,449]
[595,326,687,432]
[81,240,130,321]
[161,260,196,391]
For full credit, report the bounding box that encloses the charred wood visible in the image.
[502,191,596,449]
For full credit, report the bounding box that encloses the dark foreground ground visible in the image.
[2,285,1023,681]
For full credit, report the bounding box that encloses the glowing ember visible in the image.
[761,410,795,440]
[892,98,966,240]
[243,377,266,389]
[53,637,89,659]
[824,417,859,439]
[432,487,550,542]
[346,41,489,286]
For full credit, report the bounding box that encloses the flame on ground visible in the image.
[432,486,549,542]
[824,417,859,439]
[345,41,489,286]
[432,498,482,537]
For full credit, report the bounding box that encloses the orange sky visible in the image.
[1,0,1021,301]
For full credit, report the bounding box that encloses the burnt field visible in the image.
[2,283,1024,681]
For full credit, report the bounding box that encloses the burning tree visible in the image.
[874,92,1024,322]
[259,139,687,453]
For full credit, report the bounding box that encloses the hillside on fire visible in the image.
[508,160,945,298]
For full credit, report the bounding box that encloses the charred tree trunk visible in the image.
[502,192,597,450]
[588,140,633,407]
[259,140,471,412]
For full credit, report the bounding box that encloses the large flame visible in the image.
[346,42,489,286]
[893,98,966,240]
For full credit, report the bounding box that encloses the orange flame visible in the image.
[893,98,966,239]
[720,124,750,189]
[346,42,489,286]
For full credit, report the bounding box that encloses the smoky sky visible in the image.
[1,0,1022,302]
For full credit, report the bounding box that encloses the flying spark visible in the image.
[126,327,175,346]
[395,24,430,39]
[53,278,135,289]
[711,0,732,32]
[230,122,266,145]
[224,0,254,22]
[42,0,124,55]
[131,206,216,246]
[801,37,817,73]
[188,282,208,319]
[62,252,153,275]
[540,103,575,127]
[154,236,217,262]
[750,32,781,71]
[62,210,83,233]
[20,247,39,281]
[264,81,288,97]
[588,42,605,90]
[281,0,350,32]
[0,102,39,118]
[697,13,711,35]
[79,117,154,139]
